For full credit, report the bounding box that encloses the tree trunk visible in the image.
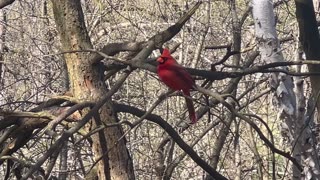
[0,9,6,87]
[206,1,242,179]
[51,1,135,179]
[295,0,320,121]
[230,1,242,178]
[295,0,320,179]
[253,0,320,179]
[252,1,298,178]
[58,142,68,180]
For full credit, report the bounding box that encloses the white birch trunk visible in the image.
[251,0,319,179]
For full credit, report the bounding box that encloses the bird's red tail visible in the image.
[184,90,197,124]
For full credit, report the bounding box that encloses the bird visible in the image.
[156,48,197,124]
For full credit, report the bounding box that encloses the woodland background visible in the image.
[0,0,320,179]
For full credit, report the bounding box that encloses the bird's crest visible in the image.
[161,48,172,58]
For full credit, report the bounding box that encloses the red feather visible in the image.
[157,48,197,124]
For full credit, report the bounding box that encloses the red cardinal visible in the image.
[157,48,197,124]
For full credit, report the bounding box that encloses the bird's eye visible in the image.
[157,57,167,64]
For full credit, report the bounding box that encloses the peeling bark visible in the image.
[253,0,320,179]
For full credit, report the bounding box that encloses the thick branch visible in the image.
[113,103,228,180]
[90,2,202,65]
[0,0,14,9]
[62,48,320,82]
[90,41,145,63]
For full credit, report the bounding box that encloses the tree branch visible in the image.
[113,103,228,180]
[21,69,132,180]
[0,0,15,9]
[195,85,303,171]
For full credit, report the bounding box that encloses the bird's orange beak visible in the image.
[157,57,164,64]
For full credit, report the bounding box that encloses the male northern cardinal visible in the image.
[157,48,197,124]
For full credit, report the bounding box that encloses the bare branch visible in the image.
[113,103,228,180]
[195,85,303,171]
[21,69,132,180]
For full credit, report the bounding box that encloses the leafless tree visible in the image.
[0,0,320,179]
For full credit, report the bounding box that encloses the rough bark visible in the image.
[295,1,320,119]
[51,1,134,180]
[295,0,320,179]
